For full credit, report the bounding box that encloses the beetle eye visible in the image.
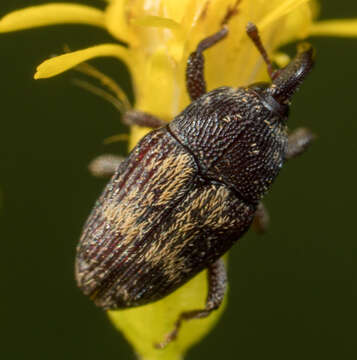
[248,82,269,93]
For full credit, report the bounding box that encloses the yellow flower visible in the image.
[1,1,356,359]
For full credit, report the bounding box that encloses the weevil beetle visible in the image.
[75,22,315,348]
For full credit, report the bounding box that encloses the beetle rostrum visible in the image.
[75,23,315,348]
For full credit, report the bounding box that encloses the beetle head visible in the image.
[248,43,314,119]
[246,23,314,117]
[267,43,315,105]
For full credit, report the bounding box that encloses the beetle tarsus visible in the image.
[155,258,227,349]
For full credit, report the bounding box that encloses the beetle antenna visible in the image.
[246,22,278,80]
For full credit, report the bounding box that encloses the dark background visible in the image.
[1,1,356,359]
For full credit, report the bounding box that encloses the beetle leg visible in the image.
[123,110,167,129]
[156,258,227,349]
[286,127,315,160]
[252,202,270,234]
[88,154,125,178]
[186,27,229,101]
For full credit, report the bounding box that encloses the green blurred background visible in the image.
[1,1,356,359]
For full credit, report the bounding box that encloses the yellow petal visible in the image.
[34,44,130,79]
[131,15,181,30]
[105,0,135,44]
[108,267,227,360]
[258,0,311,31]
[274,52,291,67]
[274,0,317,45]
[309,19,357,37]
[0,4,105,33]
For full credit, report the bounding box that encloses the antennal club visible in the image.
[246,22,278,80]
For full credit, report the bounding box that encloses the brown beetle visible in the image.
[75,23,315,348]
